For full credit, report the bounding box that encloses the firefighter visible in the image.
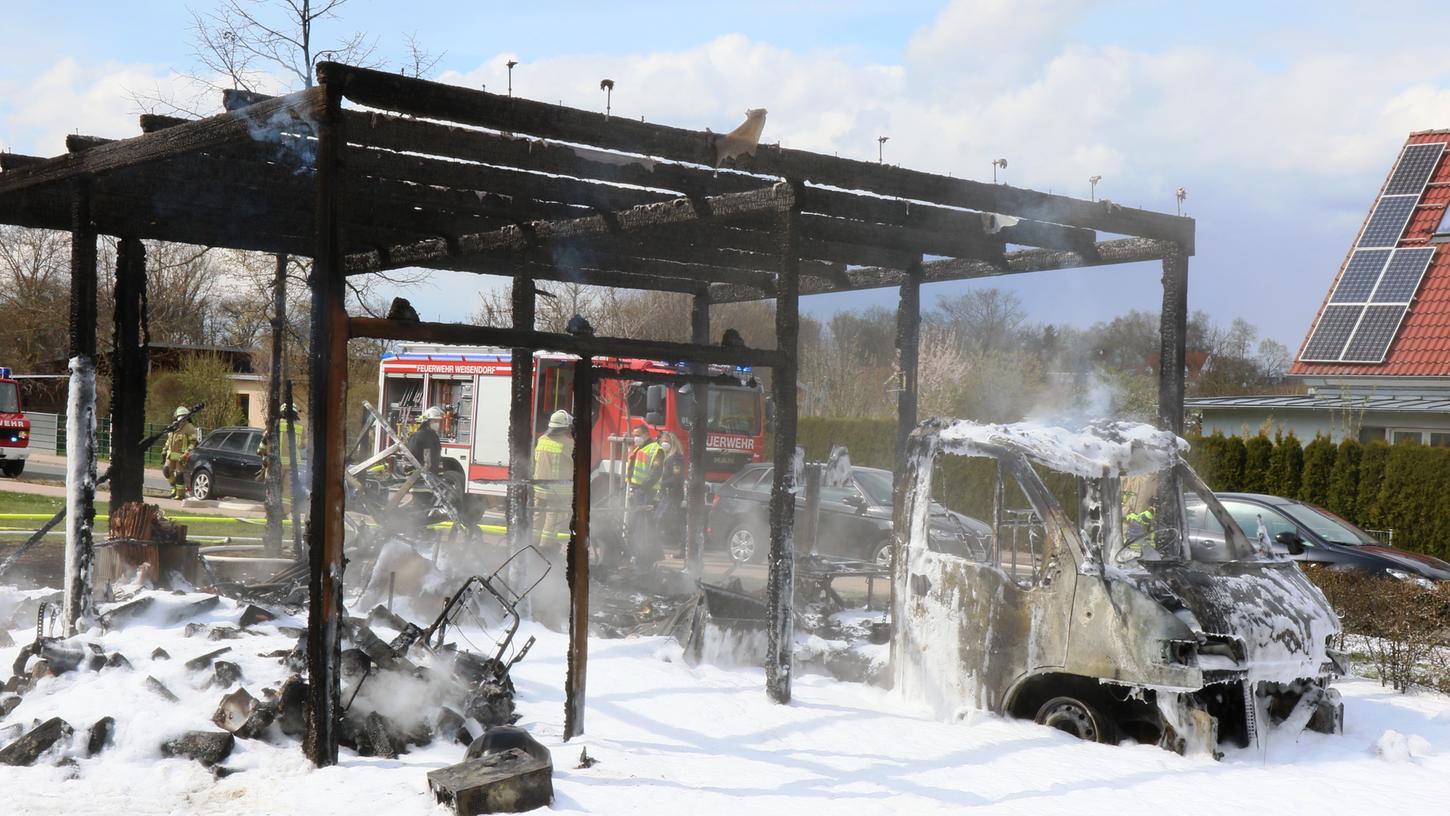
[257,403,304,489]
[162,406,199,499]
[532,410,574,549]
[625,423,663,565]
[652,431,686,557]
[409,405,444,474]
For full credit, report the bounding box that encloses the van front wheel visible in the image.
[1035,695,1116,744]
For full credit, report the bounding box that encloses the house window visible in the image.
[1392,430,1422,445]
[237,394,250,424]
[1434,207,1450,243]
[1430,433,1450,448]
[1359,426,1386,443]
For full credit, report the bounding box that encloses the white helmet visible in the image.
[421,406,444,421]
[548,410,572,430]
[174,405,190,419]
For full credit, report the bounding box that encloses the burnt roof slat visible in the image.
[0,88,324,197]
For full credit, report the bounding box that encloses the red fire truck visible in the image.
[0,367,32,478]
[375,344,766,500]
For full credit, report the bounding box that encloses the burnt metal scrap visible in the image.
[892,419,1345,756]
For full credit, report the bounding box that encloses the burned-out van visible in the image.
[891,419,1346,754]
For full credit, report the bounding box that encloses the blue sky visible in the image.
[5,1,1450,351]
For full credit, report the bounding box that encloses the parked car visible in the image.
[708,463,992,565]
[184,426,266,501]
[1191,492,1450,582]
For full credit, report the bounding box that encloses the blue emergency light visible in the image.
[0,368,10,378]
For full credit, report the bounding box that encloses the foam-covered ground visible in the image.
[2,587,1449,815]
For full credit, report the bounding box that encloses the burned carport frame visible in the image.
[0,59,1193,767]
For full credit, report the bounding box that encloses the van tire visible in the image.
[1,460,22,478]
[1035,694,1117,744]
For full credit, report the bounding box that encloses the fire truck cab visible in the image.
[376,344,766,501]
[0,367,32,478]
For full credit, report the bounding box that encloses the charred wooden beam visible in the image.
[507,270,535,582]
[708,237,1171,303]
[138,114,189,133]
[564,357,593,740]
[686,291,710,578]
[765,200,800,705]
[0,153,47,171]
[109,237,147,505]
[65,135,110,153]
[64,178,99,636]
[304,82,348,769]
[0,89,324,196]
[348,317,785,370]
[318,61,1193,250]
[894,259,921,484]
[797,187,1095,253]
[1157,244,1189,436]
[348,182,795,275]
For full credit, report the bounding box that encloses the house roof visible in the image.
[1291,130,1450,377]
[1186,393,1450,413]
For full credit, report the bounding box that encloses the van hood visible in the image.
[1134,560,1339,683]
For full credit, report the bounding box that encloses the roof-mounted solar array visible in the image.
[1358,195,1419,247]
[1300,246,1436,363]
[1299,142,1446,365]
[1384,143,1445,195]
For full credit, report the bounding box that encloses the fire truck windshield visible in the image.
[0,381,18,414]
[678,385,760,436]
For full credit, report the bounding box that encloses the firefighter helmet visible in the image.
[421,406,444,421]
[173,406,190,419]
[548,410,572,430]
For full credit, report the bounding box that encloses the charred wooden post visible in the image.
[264,254,287,556]
[286,379,304,556]
[1157,243,1189,436]
[564,357,593,739]
[685,290,711,578]
[304,81,350,768]
[507,270,536,598]
[63,177,98,635]
[109,237,147,505]
[765,193,801,704]
[894,258,922,483]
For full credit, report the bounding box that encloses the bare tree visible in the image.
[934,287,1027,355]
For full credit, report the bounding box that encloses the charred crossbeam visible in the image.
[318,61,1194,250]
[348,317,785,369]
[348,182,795,272]
[709,237,1170,302]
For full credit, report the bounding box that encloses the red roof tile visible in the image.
[1291,132,1450,377]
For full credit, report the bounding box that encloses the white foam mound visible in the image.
[933,418,1187,477]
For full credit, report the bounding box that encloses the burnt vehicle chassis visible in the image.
[891,419,1346,755]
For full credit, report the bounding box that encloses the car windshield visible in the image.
[854,469,893,504]
[0,382,18,414]
[679,386,761,436]
[1280,502,1379,545]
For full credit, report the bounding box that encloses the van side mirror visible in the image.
[645,411,664,425]
[646,384,666,414]
[843,494,867,513]
[1274,531,1305,555]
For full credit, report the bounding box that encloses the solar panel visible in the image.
[1329,249,1391,302]
[1300,304,1364,362]
[1372,247,1437,303]
[1341,304,1409,363]
[1359,195,1418,247]
[1384,143,1445,196]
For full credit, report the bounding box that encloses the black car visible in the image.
[709,463,992,566]
[1189,492,1450,582]
[184,426,266,501]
